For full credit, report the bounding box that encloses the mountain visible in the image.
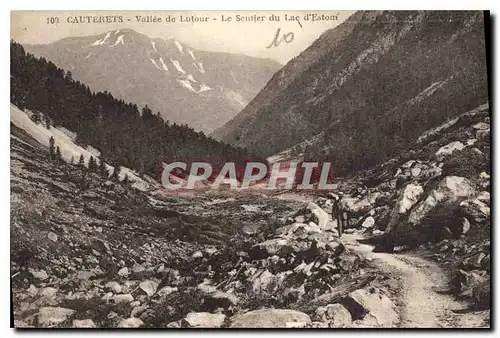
[213,11,488,175]
[23,29,281,133]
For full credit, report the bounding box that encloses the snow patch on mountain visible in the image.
[198,83,211,93]
[159,57,169,71]
[151,41,157,52]
[92,32,112,46]
[174,40,184,54]
[111,35,125,47]
[149,58,162,70]
[115,30,120,34]
[170,58,186,74]
[194,61,205,74]
[176,79,198,93]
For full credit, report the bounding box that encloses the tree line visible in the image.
[11,40,267,180]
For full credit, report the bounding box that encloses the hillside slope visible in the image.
[214,11,488,175]
[24,29,281,133]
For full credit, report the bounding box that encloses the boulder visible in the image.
[117,317,144,328]
[72,319,96,328]
[183,312,226,328]
[325,303,352,327]
[307,203,330,229]
[460,198,490,222]
[113,293,134,304]
[361,217,375,229]
[344,197,371,216]
[139,280,159,297]
[384,184,424,233]
[29,268,49,281]
[435,141,466,160]
[407,176,475,227]
[229,309,311,328]
[117,267,129,277]
[476,128,490,141]
[342,288,398,327]
[105,281,122,294]
[157,286,178,297]
[250,270,277,294]
[38,307,75,327]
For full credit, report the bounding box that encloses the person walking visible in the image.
[330,192,347,237]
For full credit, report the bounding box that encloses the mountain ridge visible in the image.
[213,10,488,175]
[23,28,282,133]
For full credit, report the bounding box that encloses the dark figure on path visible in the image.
[331,192,347,237]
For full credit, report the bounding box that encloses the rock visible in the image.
[139,280,158,297]
[131,305,148,318]
[113,293,134,303]
[183,312,226,328]
[72,319,96,328]
[472,121,489,130]
[47,231,58,242]
[361,217,375,229]
[191,250,203,259]
[250,270,277,294]
[117,317,144,328]
[407,176,476,226]
[344,197,371,216]
[250,238,289,258]
[460,198,490,221]
[476,128,490,141]
[411,167,422,177]
[38,307,75,327]
[326,303,352,327]
[398,184,424,214]
[105,281,122,294]
[229,309,311,328]
[479,171,490,180]
[435,141,466,160]
[29,268,49,281]
[307,203,330,229]
[461,217,471,234]
[204,290,238,310]
[166,320,182,328]
[157,286,178,297]
[342,288,398,327]
[453,269,486,294]
[477,191,490,205]
[118,267,129,277]
[472,278,490,308]
[39,287,58,297]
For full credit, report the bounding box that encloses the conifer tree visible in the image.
[111,165,121,181]
[122,174,130,185]
[31,111,41,124]
[89,156,97,171]
[49,136,55,160]
[98,159,109,178]
[56,146,62,162]
[78,154,85,168]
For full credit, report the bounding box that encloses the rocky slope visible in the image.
[11,102,490,328]
[12,123,393,328]
[213,11,488,175]
[322,102,491,312]
[24,29,281,133]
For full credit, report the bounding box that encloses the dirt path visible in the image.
[341,234,489,328]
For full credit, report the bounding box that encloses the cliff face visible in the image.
[214,11,488,175]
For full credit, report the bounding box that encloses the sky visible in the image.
[11,10,354,64]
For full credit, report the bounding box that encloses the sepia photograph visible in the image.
[10,9,491,329]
